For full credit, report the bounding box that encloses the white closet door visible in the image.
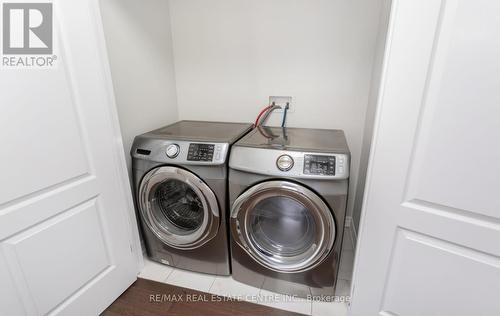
[351,1,500,315]
[0,0,140,315]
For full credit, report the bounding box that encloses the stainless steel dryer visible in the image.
[229,126,350,297]
[132,121,252,275]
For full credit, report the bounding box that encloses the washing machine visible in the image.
[229,126,350,297]
[131,120,252,275]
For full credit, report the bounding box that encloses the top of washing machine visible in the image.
[144,120,253,143]
[131,120,253,166]
[229,126,350,179]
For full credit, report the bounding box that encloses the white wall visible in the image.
[168,0,384,221]
[100,0,179,172]
[352,0,392,238]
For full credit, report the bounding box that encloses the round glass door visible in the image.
[231,181,335,272]
[151,179,204,235]
[139,166,219,249]
[249,196,316,259]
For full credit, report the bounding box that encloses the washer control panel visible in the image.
[133,140,228,165]
[304,155,336,176]
[187,143,215,161]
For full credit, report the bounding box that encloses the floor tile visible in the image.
[338,250,354,280]
[257,289,312,315]
[138,258,173,282]
[165,268,216,292]
[209,276,261,300]
[312,301,348,316]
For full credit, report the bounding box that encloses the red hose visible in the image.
[254,105,273,127]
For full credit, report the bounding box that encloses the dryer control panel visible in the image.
[229,146,350,180]
[304,155,336,176]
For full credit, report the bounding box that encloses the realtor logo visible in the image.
[2,3,53,54]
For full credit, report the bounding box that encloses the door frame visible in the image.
[91,0,143,271]
[350,0,394,300]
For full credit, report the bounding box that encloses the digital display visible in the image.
[187,143,215,161]
[304,155,335,176]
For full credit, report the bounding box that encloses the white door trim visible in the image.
[89,0,143,270]
[351,0,397,299]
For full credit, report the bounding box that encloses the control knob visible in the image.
[276,154,294,171]
[166,144,180,158]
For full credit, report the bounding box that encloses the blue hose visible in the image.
[281,103,289,127]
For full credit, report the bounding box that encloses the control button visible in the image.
[339,166,344,174]
[166,144,180,158]
[276,154,294,171]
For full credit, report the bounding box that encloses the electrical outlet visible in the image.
[269,96,293,113]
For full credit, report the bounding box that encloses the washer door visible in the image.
[139,166,219,249]
[231,180,335,272]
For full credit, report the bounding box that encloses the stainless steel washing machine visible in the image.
[229,126,350,297]
[132,120,252,275]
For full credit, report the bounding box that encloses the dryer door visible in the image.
[230,180,336,272]
[139,166,219,249]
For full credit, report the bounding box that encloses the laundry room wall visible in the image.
[100,0,179,173]
[167,0,385,226]
[352,0,392,240]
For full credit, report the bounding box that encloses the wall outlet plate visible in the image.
[269,96,293,113]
